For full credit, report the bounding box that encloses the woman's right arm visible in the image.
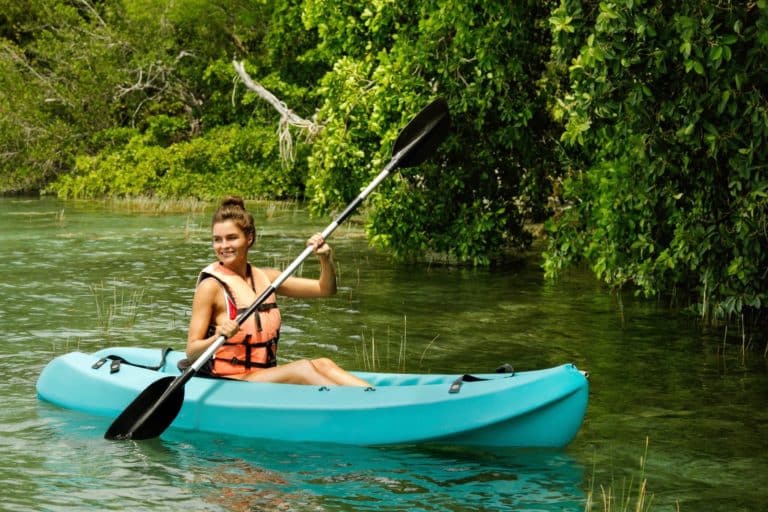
[186,279,239,361]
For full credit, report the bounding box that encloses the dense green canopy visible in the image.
[1,0,766,325]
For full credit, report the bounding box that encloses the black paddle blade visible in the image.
[392,98,451,169]
[104,376,185,440]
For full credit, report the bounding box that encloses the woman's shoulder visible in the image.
[254,266,281,281]
[195,274,223,296]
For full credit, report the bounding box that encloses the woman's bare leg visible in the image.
[310,358,371,386]
[240,358,370,386]
[241,359,335,385]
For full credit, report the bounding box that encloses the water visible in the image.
[1,197,766,511]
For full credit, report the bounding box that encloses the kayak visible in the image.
[36,347,588,448]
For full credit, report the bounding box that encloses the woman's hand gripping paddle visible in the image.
[104,98,451,440]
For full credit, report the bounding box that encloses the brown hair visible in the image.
[212,196,255,247]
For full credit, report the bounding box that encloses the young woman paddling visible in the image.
[186,196,369,386]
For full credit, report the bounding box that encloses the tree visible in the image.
[13,0,321,200]
[543,0,768,321]
[302,0,560,264]
[1,0,126,191]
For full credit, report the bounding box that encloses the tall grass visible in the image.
[584,438,679,512]
[355,315,439,372]
[55,207,66,226]
[90,280,146,335]
[106,196,208,213]
[104,196,300,216]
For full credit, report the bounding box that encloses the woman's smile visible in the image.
[212,220,251,265]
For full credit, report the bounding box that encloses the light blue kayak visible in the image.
[36,347,588,447]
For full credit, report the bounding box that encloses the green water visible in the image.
[1,197,766,511]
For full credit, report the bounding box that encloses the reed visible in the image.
[101,196,303,217]
[418,334,440,367]
[106,196,209,213]
[357,329,379,371]
[583,437,679,512]
[90,280,146,335]
[50,336,112,355]
[398,315,407,372]
[263,199,299,219]
[355,316,439,372]
[50,338,82,355]
[55,208,66,227]
[183,214,198,241]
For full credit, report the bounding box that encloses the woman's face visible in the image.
[212,220,253,267]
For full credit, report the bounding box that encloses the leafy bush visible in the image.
[543,0,768,319]
[6,0,768,324]
[303,0,560,264]
[50,122,306,200]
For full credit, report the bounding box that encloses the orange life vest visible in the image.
[197,262,281,376]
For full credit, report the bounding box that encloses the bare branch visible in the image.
[114,52,199,127]
[232,60,323,167]
[0,42,72,107]
[74,0,107,27]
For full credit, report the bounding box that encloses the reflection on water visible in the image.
[2,197,767,511]
[35,404,586,511]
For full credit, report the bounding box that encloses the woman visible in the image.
[186,196,369,386]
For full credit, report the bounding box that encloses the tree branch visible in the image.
[74,0,107,27]
[232,60,322,167]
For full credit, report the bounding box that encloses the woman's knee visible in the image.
[289,359,320,383]
[310,357,338,374]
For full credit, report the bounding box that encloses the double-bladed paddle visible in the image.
[105,97,451,440]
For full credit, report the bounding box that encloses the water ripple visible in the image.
[3,197,767,511]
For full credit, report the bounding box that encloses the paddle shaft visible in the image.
[191,116,442,372]
[107,98,450,440]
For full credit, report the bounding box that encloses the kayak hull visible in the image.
[36,347,588,447]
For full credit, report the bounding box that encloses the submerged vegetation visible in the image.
[1,1,767,332]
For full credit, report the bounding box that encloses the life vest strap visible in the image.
[215,355,277,369]
[217,334,279,370]
[222,337,279,348]
[237,303,277,331]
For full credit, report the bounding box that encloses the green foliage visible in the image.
[4,0,768,323]
[303,0,560,264]
[1,0,319,197]
[50,121,304,200]
[0,39,71,191]
[543,0,768,320]
[0,0,195,190]
[0,0,126,191]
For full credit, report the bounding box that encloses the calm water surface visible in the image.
[1,197,766,511]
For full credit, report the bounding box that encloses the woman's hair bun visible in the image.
[220,196,246,209]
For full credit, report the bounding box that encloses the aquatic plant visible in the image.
[106,196,208,214]
[356,315,439,372]
[584,438,680,512]
[90,280,146,336]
